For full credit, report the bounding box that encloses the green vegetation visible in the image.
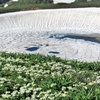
[0,0,100,99]
[0,0,100,13]
[0,52,100,99]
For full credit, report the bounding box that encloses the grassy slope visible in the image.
[0,0,100,99]
[0,52,100,99]
[0,0,100,13]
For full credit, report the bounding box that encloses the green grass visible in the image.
[0,0,100,99]
[1,0,100,13]
[0,52,100,99]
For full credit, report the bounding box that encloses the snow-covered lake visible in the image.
[0,8,100,62]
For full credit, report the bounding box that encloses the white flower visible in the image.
[88,81,96,85]
[31,95,36,100]
[20,87,26,94]
[51,73,55,78]
[80,82,86,86]
[50,83,56,87]
[57,71,61,75]
[24,78,27,82]
[18,75,22,79]
[96,79,100,84]
[96,76,100,79]
[26,83,31,87]
[40,94,49,99]
[2,94,10,98]
[67,86,73,90]
[73,84,78,87]
[48,96,55,100]
[25,97,31,100]
[34,88,42,91]
[11,91,18,96]
[0,78,7,81]
[88,82,93,85]
[83,86,87,90]
[5,91,10,94]
[26,90,30,93]
[47,90,51,93]
[61,93,66,97]
[55,91,62,97]
[51,67,55,71]
[61,86,66,91]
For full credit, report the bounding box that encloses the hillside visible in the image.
[0,0,53,4]
[0,0,100,99]
[0,0,100,13]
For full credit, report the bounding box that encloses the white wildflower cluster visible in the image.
[50,83,56,87]
[2,94,10,98]
[5,57,21,62]
[0,56,6,60]
[0,53,100,99]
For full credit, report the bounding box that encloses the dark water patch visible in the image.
[26,46,39,51]
[49,34,100,44]
[49,34,67,39]
[45,44,49,46]
[49,51,60,54]
[67,35,100,44]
